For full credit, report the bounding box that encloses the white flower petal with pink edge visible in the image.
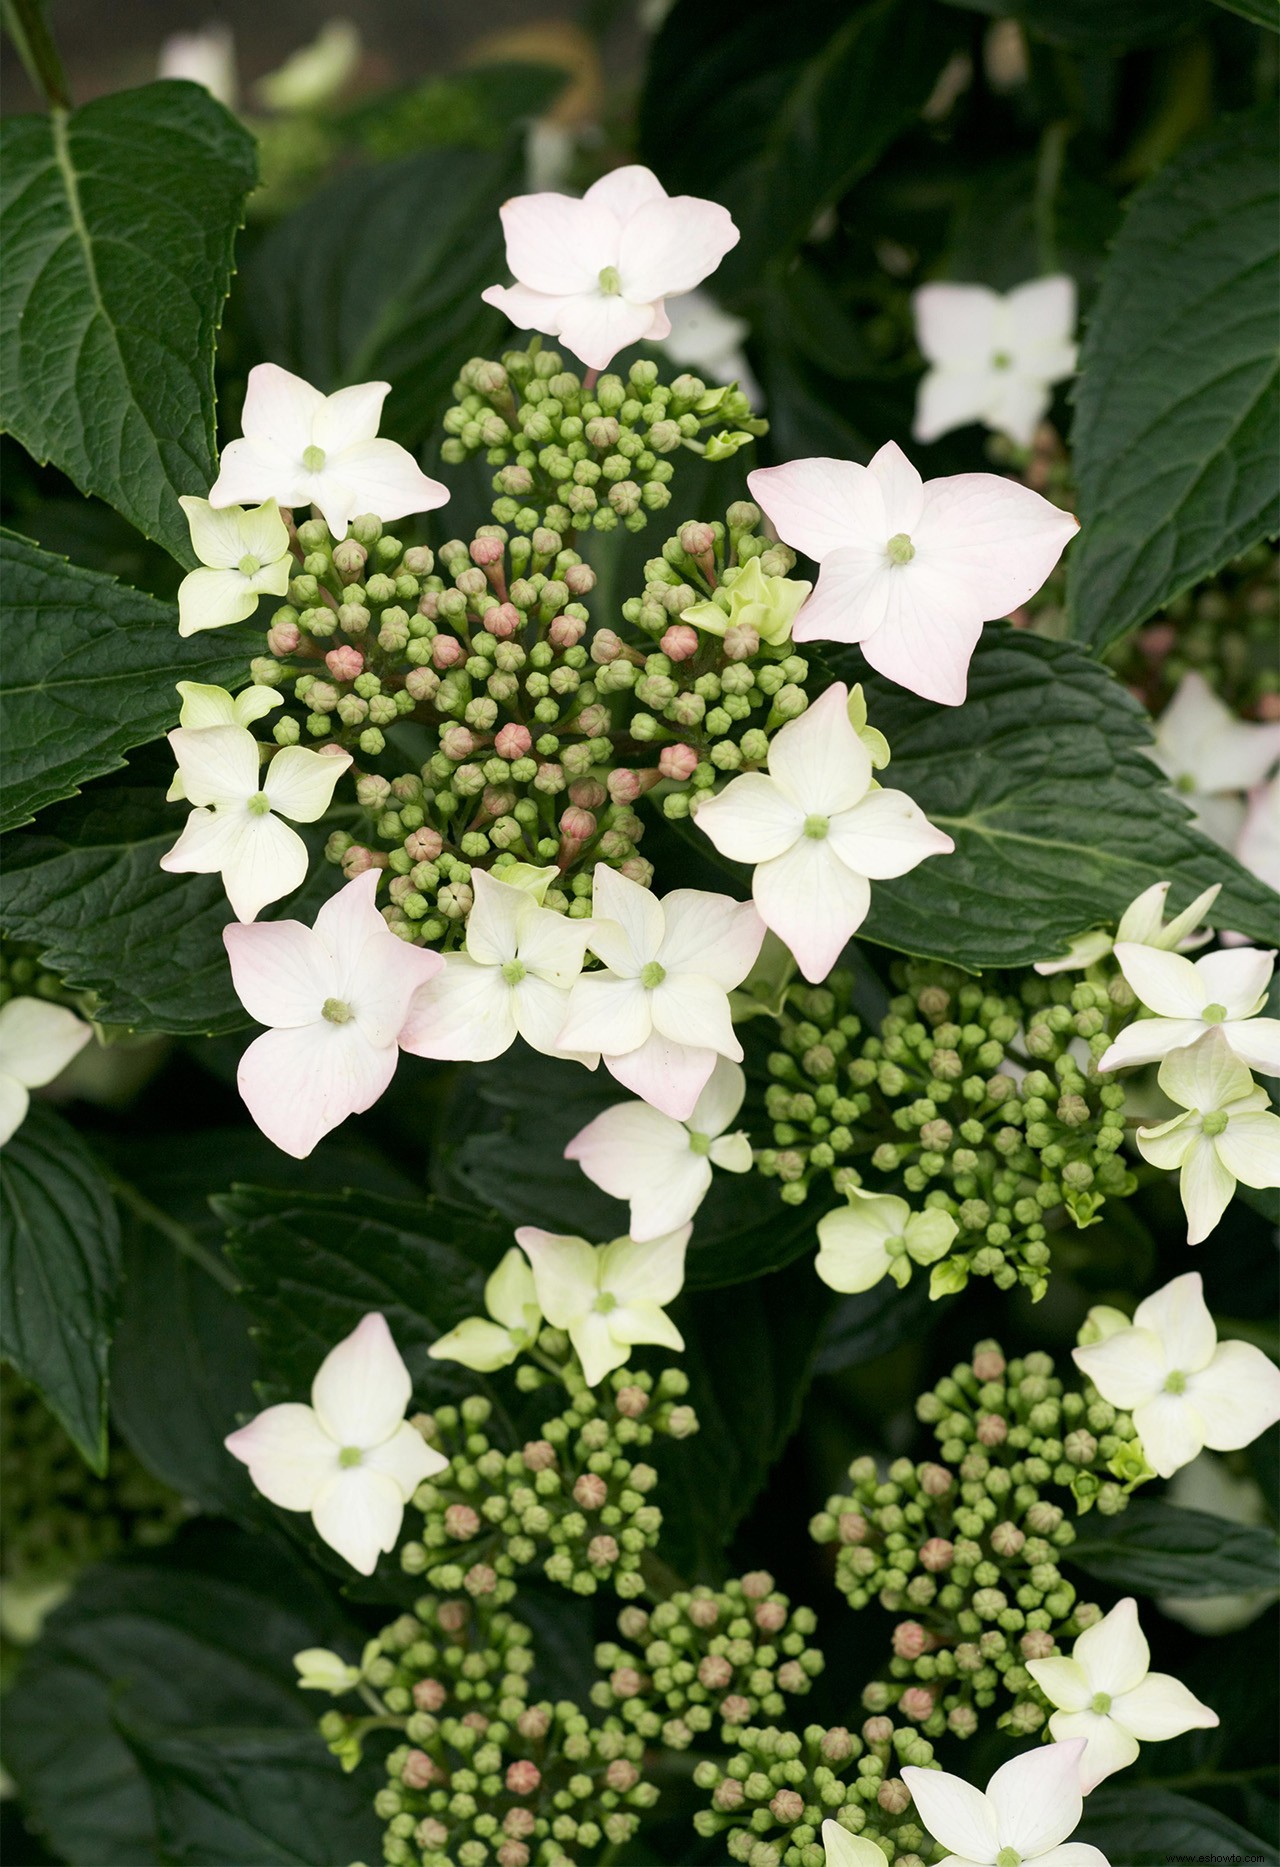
[481,166,739,371]
[694,682,952,983]
[429,1248,543,1374]
[0,997,93,1147]
[902,1739,1107,1863]
[225,1313,446,1575]
[1098,941,1280,1076]
[1073,1270,1280,1479]
[749,441,1077,705]
[1028,1598,1217,1792]
[912,275,1076,447]
[515,1224,689,1388]
[209,362,448,540]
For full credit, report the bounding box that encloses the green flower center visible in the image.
[247,790,272,816]
[640,960,667,989]
[1201,1109,1229,1136]
[886,532,915,566]
[1176,772,1197,793]
[322,997,353,1024]
[991,351,1013,371]
[996,1850,1022,1867]
[803,814,830,840]
[1091,1691,1112,1715]
[338,1445,362,1468]
[1202,1002,1228,1023]
[885,1234,908,1258]
[598,265,622,296]
[238,553,261,576]
[594,1291,618,1315]
[302,443,327,472]
[502,958,527,986]
[1164,1368,1187,1395]
[688,1130,711,1156]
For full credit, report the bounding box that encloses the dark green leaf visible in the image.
[246,142,521,451]
[1068,110,1280,651]
[1209,0,1279,26]
[1075,1787,1278,1863]
[1069,1499,1280,1597]
[3,1524,375,1867]
[639,0,959,294]
[0,530,256,833]
[0,778,334,1036]
[0,1104,120,1472]
[938,0,1206,50]
[0,83,256,565]
[815,1277,933,1376]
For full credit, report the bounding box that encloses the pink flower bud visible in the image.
[506,1760,541,1796]
[325,644,364,682]
[432,634,464,669]
[471,536,504,567]
[712,1779,744,1812]
[919,1463,953,1497]
[719,1694,751,1725]
[976,1413,1008,1447]
[405,667,439,703]
[412,1677,447,1712]
[776,1660,806,1693]
[417,1819,449,1849]
[1021,1629,1057,1659]
[679,521,716,557]
[723,622,760,661]
[573,1473,608,1510]
[488,602,522,639]
[587,1533,619,1566]
[659,743,698,781]
[615,1385,649,1418]
[605,1760,638,1793]
[862,1716,893,1747]
[504,1803,538,1837]
[972,1348,1007,1381]
[437,1600,469,1634]
[820,1726,854,1762]
[610,1667,644,1700]
[444,1504,481,1540]
[659,623,699,662]
[570,779,608,810]
[770,1790,805,1824]
[318,740,348,758]
[590,628,625,664]
[522,1439,557,1472]
[441,725,477,761]
[564,563,595,596]
[920,1537,954,1573]
[878,1778,911,1816]
[892,1621,931,1660]
[402,1750,437,1790]
[404,827,443,863]
[606,768,643,804]
[267,621,300,656]
[576,703,609,737]
[516,1706,551,1741]
[495,722,532,760]
[341,845,387,879]
[497,1844,530,1867]
[550,614,586,648]
[899,1686,935,1723]
[754,1601,787,1634]
[464,1562,497,1595]
[559,806,596,842]
[620,856,653,886]
[482,785,516,819]
[740,1569,773,1600]
[838,1511,869,1545]
[697,1655,733,1690]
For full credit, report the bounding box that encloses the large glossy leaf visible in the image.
[1075,1788,1278,1864]
[1068,110,1280,651]
[0,1104,120,1473]
[0,82,256,565]
[0,531,256,833]
[1069,1499,1280,1597]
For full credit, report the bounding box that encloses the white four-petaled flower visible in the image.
[1134,1035,1280,1245]
[565,1055,752,1242]
[814,1187,958,1294]
[902,1738,1108,1866]
[161,725,351,922]
[226,1312,446,1575]
[1033,878,1220,977]
[428,1248,544,1374]
[515,1224,689,1388]
[912,275,1077,448]
[482,165,739,372]
[166,680,284,801]
[177,496,293,638]
[1150,671,1280,852]
[556,868,764,1121]
[693,681,953,983]
[748,441,1078,706]
[1072,1270,1280,1477]
[223,871,441,1157]
[1096,942,1279,1076]
[209,363,449,541]
[0,998,92,1147]
[1025,1597,1218,1792]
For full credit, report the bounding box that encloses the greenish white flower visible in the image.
[293,1640,379,1694]
[681,555,812,648]
[177,497,292,639]
[0,997,92,1147]
[815,1186,957,1294]
[166,681,284,800]
[428,1249,544,1375]
[515,1224,690,1388]
[254,19,360,112]
[1133,1032,1280,1244]
[1034,878,1220,977]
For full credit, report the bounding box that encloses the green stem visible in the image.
[108,1174,240,1294]
[1033,120,1070,274]
[2,0,70,108]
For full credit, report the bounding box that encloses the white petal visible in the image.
[179,493,283,569]
[1035,1848,1111,1867]
[1132,1272,1216,1372]
[913,364,1003,444]
[311,1310,413,1449]
[1157,1028,1258,1115]
[709,1130,753,1172]
[1236,776,1280,893]
[0,1075,30,1146]
[861,561,988,706]
[813,1198,897,1294]
[601,1225,690,1310]
[311,869,387,986]
[985,374,1053,449]
[168,724,259,807]
[1133,1392,1206,1479]
[900,1766,998,1861]
[313,381,388,452]
[867,440,927,533]
[1097,1017,1210,1074]
[584,164,669,219]
[1111,1671,1218,1743]
[362,1419,447,1498]
[177,566,260,636]
[209,435,311,514]
[616,194,739,301]
[688,1055,747,1137]
[175,681,237,729]
[223,918,331,1029]
[590,865,664,971]
[235,1021,397,1157]
[498,191,612,295]
[694,773,804,864]
[429,1317,523,1373]
[512,973,589,1061]
[1114,943,1206,1018]
[396,955,517,1062]
[605,1028,716,1120]
[311,1466,404,1575]
[1073,1598,1150,1699]
[264,745,352,824]
[241,362,327,455]
[765,681,871,814]
[913,282,1002,368]
[828,787,954,880]
[482,281,580,342]
[655,889,765,991]
[753,837,870,984]
[747,457,887,563]
[555,292,665,372]
[649,971,739,1058]
[1186,1340,1280,1452]
[558,973,652,1060]
[565,1099,688,1201]
[324,437,449,526]
[569,1311,630,1388]
[1071,1326,1167,1409]
[1179,1134,1238,1246]
[608,1299,685,1355]
[819,1820,889,1867]
[516,1228,599,1329]
[1135,1111,1195,1173]
[987,1739,1084,1855]
[515,904,592,989]
[1006,274,1077,359]
[1223,1017,1280,1077]
[1215,1108,1280,1187]
[463,869,525,966]
[1046,1710,1139,1794]
[484,1247,540,1332]
[223,812,312,924]
[0,998,91,1089]
[629,1153,714,1240]
[224,1402,337,1510]
[1025,1657,1093,1715]
[913,471,1079,622]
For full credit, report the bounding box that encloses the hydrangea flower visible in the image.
[1072,1271,1280,1477]
[912,275,1077,448]
[1133,1035,1280,1245]
[1025,1597,1218,1791]
[1150,671,1280,851]
[225,1312,446,1575]
[902,1739,1108,1866]
[224,871,441,1157]
[748,441,1077,705]
[556,868,764,1121]
[161,726,351,922]
[165,680,284,801]
[209,363,448,541]
[692,681,953,982]
[427,1248,544,1374]
[0,998,92,1147]
[157,23,237,106]
[814,1187,958,1294]
[176,496,292,637]
[1034,878,1220,977]
[1236,774,1280,894]
[680,556,812,647]
[481,165,739,371]
[565,1056,752,1241]
[514,1224,690,1387]
[1096,942,1279,1076]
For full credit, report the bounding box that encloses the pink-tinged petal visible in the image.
[605,1029,715,1120]
[177,566,259,637]
[1072,1327,1166,1411]
[1047,1709,1139,1793]
[987,1738,1085,1855]
[566,1098,687,1201]
[649,971,740,1058]
[584,164,668,219]
[220,812,311,924]
[224,1402,337,1510]
[263,744,352,824]
[209,435,311,514]
[752,838,871,984]
[1007,274,1077,358]
[693,773,804,864]
[789,546,893,648]
[1157,1029,1258,1118]
[900,1765,998,1861]
[397,956,517,1062]
[569,1311,629,1388]
[986,373,1053,449]
[1133,1392,1206,1477]
[691,1055,747,1137]
[1178,1135,1238,1246]
[1025,1657,1093,1715]
[1236,776,1280,892]
[362,1419,447,1497]
[168,724,259,806]
[554,292,662,372]
[312,1311,412,1448]
[1186,1339,1280,1451]
[1110,1671,1218,1742]
[498,192,612,295]
[223,918,331,1029]
[512,973,589,1062]
[1114,943,1206,1017]
[241,361,327,454]
[747,458,886,563]
[1096,1017,1209,1074]
[913,282,1002,368]
[1223,1017,1280,1077]
[1215,1108,1280,1186]
[310,868,383,975]
[0,998,92,1090]
[514,904,592,989]
[866,440,926,533]
[515,1228,599,1329]
[656,889,766,990]
[326,438,449,524]
[235,1022,397,1158]
[765,681,871,815]
[829,787,954,881]
[558,973,651,1060]
[914,472,1079,620]
[590,865,665,970]
[913,366,1002,445]
[861,565,987,706]
[314,380,388,452]
[349,936,441,1049]
[1132,1273,1215,1372]
[310,1466,404,1575]
[481,281,578,341]
[617,195,739,302]
[601,1226,691,1310]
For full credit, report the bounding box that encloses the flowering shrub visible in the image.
[1,5,1278,1866]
